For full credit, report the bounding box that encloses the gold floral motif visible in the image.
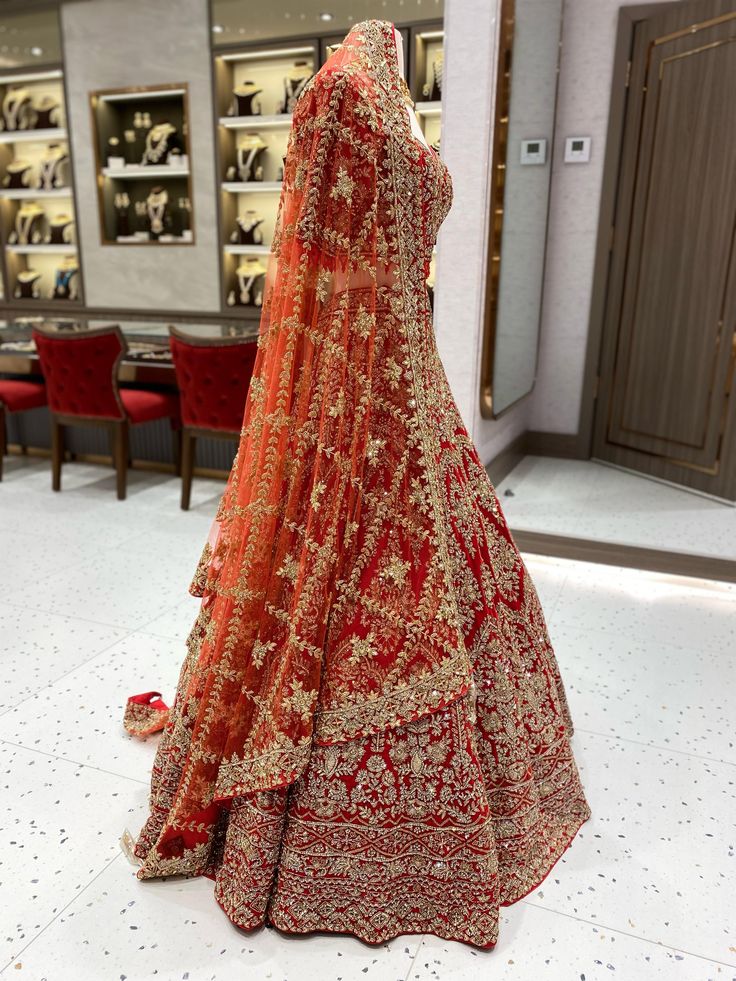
[330,165,355,203]
[133,20,589,950]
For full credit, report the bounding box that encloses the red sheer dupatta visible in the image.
[134,22,471,876]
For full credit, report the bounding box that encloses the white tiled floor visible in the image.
[1,457,735,981]
[496,456,736,560]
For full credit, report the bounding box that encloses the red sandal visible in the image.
[123,691,170,737]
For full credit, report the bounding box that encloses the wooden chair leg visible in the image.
[180,431,195,511]
[172,426,182,478]
[0,406,6,482]
[112,420,129,501]
[51,416,64,491]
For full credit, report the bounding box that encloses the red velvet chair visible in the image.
[169,326,256,510]
[0,379,47,481]
[33,325,180,500]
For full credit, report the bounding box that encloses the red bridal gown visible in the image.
[128,19,590,949]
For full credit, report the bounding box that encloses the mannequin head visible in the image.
[393,25,405,77]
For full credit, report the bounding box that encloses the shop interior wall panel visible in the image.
[59,0,219,311]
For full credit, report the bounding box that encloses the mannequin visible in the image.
[114,192,131,237]
[177,196,192,235]
[228,134,267,182]
[9,201,45,245]
[393,27,429,150]
[227,256,266,307]
[14,269,42,299]
[146,186,169,238]
[4,160,32,190]
[45,212,75,245]
[230,81,262,117]
[1,87,32,131]
[37,143,69,190]
[52,256,79,300]
[279,61,313,114]
[423,50,444,101]
[231,209,265,245]
[142,121,178,165]
[33,94,61,130]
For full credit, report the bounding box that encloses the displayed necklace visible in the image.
[177,196,192,232]
[235,259,266,305]
[53,261,79,299]
[280,64,312,114]
[12,202,45,245]
[37,145,69,190]
[146,186,168,236]
[423,52,444,101]
[2,88,32,131]
[233,135,267,182]
[233,211,265,245]
[142,122,177,165]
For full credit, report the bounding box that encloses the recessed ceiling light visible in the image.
[211,23,225,33]
[30,45,43,56]
[319,11,335,21]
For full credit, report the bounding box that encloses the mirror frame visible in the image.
[479,0,564,420]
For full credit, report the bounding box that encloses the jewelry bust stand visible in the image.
[231,210,265,245]
[146,185,169,239]
[227,256,267,307]
[32,95,61,130]
[14,269,42,299]
[141,121,180,165]
[8,201,46,245]
[114,192,131,237]
[423,50,444,101]
[45,213,75,245]
[52,257,79,300]
[279,62,313,114]
[176,196,192,237]
[4,160,32,190]
[230,82,262,117]
[1,87,32,131]
[227,134,267,182]
[37,144,69,190]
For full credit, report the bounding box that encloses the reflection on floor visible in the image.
[496,455,736,560]
[1,457,735,980]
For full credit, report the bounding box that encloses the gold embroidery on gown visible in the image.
[131,20,590,948]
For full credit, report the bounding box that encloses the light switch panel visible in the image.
[520,138,547,165]
[564,136,591,163]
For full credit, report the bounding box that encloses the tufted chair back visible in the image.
[33,325,126,420]
[169,327,256,432]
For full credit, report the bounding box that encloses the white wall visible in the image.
[61,0,221,311]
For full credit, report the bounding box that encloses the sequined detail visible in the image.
[132,20,590,947]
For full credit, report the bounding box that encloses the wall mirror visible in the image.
[479,0,565,418]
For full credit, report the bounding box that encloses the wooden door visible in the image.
[593,0,736,499]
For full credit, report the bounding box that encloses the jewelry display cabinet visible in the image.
[213,40,319,315]
[0,67,83,305]
[89,84,194,245]
[410,25,444,153]
[211,25,439,317]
